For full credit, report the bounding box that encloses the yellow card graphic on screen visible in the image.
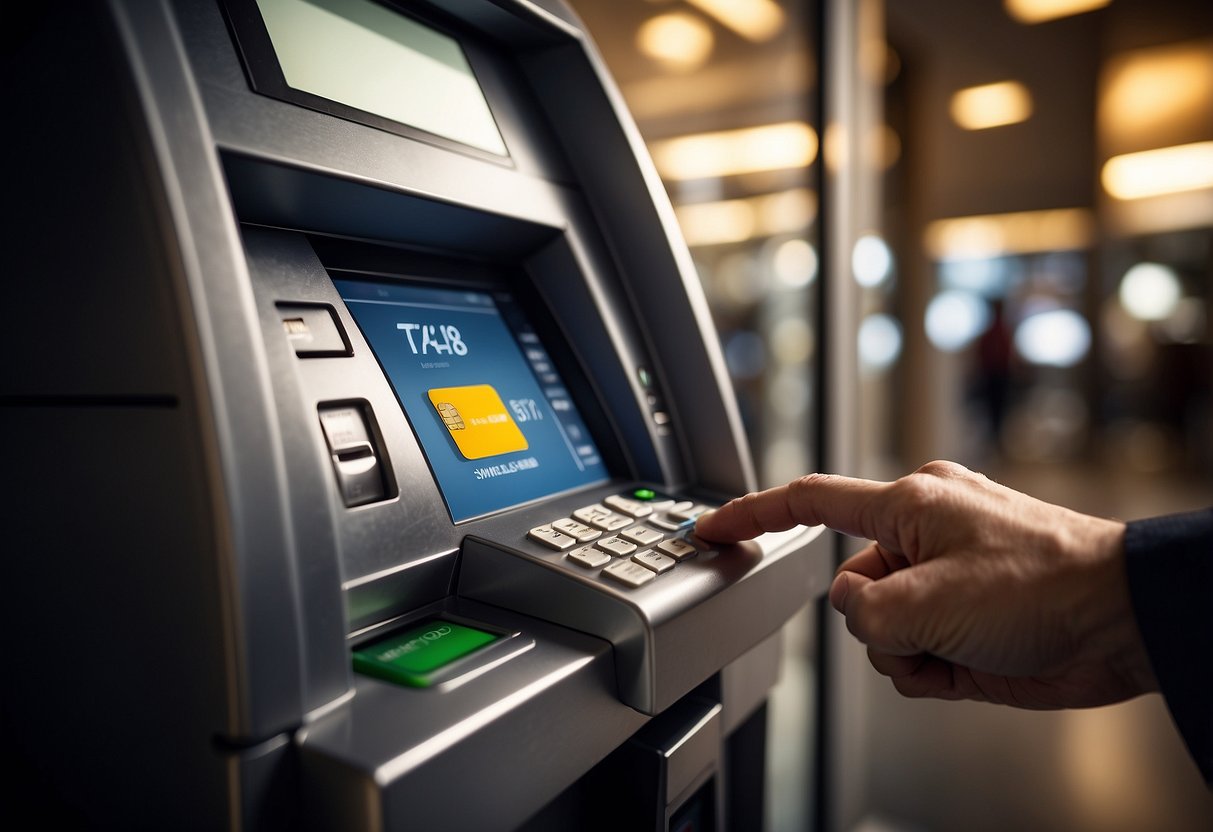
[428,385,528,460]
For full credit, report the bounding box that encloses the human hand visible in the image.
[695,461,1157,709]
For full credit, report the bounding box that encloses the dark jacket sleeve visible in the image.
[1124,507,1213,786]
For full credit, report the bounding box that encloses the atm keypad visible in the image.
[602,559,656,588]
[530,491,715,589]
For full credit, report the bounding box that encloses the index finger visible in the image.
[694,473,891,543]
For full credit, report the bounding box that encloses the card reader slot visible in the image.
[318,402,391,507]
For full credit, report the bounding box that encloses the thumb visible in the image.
[829,568,926,657]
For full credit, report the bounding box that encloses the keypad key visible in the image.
[602,559,656,588]
[667,503,709,523]
[595,536,638,557]
[528,525,576,551]
[567,545,611,569]
[604,495,653,518]
[620,526,663,547]
[552,517,601,542]
[572,503,612,524]
[657,538,697,561]
[572,504,632,531]
[649,513,692,531]
[633,550,676,574]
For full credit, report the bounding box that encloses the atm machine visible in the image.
[1,1,831,828]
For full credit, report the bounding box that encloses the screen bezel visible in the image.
[219,0,514,167]
[321,248,623,523]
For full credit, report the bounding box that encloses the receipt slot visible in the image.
[1,1,831,829]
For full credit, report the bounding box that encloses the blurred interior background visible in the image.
[564,0,1213,829]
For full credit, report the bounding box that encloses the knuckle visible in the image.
[787,472,827,505]
[893,473,942,512]
[916,459,968,479]
[735,491,763,527]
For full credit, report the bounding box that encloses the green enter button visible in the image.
[353,620,498,687]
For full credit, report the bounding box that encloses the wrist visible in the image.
[1071,517,1158,697]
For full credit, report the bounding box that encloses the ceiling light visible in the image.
[650,122,818,181]
[925,291,991,353]
[1004,0,1111,25]
[1100,42,1213,142]
[675,188,817,246]
[636,13,714,72]
[950,81,1033,130]
[1118,263,1181,321]
[1102,142,1213,200]
[858,315,903,373]
[1014,308,1091,368]
[685,0,785,42]
[924,208,1094,260]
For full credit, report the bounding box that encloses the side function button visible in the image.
[528,525,576,551]
[620,526,663,547]
[633,550,675,574]
[604,495,653,518]
[573,504,632,532]
[656,538,698,561]
[602,559,656,588]
[567,545,611,569]
[595,536,638,558]
[552,518,601,543]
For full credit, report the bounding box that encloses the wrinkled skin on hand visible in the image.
[695,461,1157,709]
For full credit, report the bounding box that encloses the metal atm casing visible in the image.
[1,1,830,828]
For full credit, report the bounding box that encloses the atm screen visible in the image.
[334,277,610,521]
[252,0,507,156]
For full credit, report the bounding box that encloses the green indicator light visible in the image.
[638,367,652,388]
[633,488,656,501]
[353,619,498,687]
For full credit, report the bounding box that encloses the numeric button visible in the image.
[602,559,656,588]
[552,517,601,543]
[620,526,663,547]
[657,538,697,561]
[567,545,611,569]
[528,525,576,551]
[604,495,653,518]
[595,536,638,557]
[667,503,709,523]
[633,550,676,574]
[573,504,632,532]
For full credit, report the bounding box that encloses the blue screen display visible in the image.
[334,277,610,521]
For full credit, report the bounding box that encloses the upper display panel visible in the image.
[254,0,507,156]
[334,277,610,521]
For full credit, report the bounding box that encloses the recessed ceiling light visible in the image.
[949,81,1033,130]
[1004,0,1112,25]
